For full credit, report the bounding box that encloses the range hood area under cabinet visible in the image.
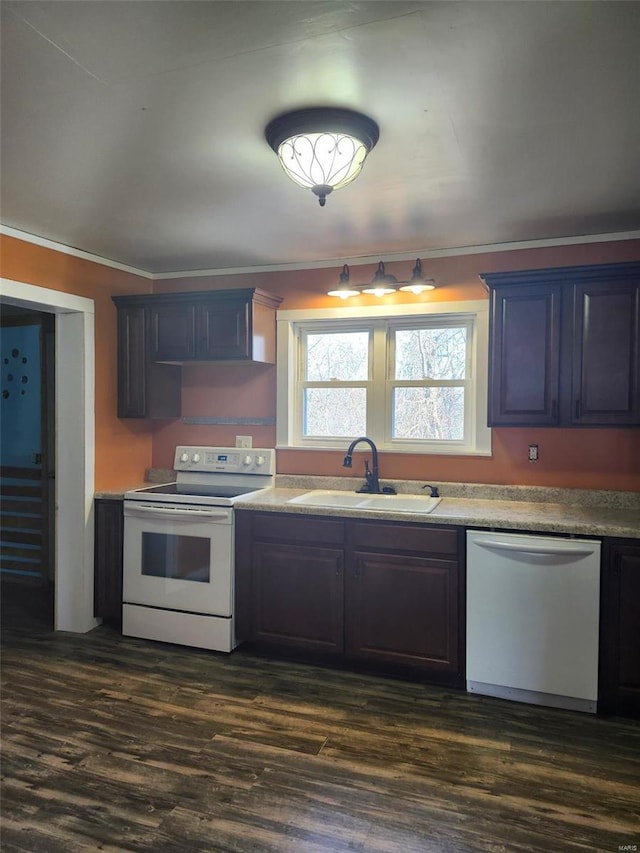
[482,262,640,427]
[112,288,283,419]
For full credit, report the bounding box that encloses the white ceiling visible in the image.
[2,1,639,274]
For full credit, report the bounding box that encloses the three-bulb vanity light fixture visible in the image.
[327,259,436,299]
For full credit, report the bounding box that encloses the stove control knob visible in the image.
[256,455,265,467]
[242,455,253,466]
[179,452,189,463]
[192,453,201,463]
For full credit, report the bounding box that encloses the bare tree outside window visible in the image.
[303,331,368,436]
[306,332,368,381]
[292,316,480,450]
[393,327,467,440]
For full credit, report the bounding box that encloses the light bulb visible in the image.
[362,285,396,297]
[327,287,360,299]
[399,280,435,294]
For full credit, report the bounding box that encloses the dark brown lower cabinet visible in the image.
[346,551,458,672]
[237,512,345,653]
[599,539,640,716]
[251,542,344,652]
[345,520,462,683]
[235,510,464,685]
[94,499,124,621]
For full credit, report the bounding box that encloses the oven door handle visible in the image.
[124,504,231,521]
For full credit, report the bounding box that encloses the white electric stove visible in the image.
[122,446,275,652]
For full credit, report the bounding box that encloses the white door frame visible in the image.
[1,278,98,632]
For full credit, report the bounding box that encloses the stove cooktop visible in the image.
[124,447,276,506]
[130,483,262,499]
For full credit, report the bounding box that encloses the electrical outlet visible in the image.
[528,444,539,462]
[236,436,252,448]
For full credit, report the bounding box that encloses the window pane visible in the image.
[303,388,366,436]
[305,332,369,381]
[395,327,467,380]
[393,387,464,440]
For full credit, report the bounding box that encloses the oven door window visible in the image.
[141,532,210,583]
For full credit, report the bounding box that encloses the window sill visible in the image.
[276,444,493,457]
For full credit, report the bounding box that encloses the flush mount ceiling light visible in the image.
[327,259,436,299]
[265,107,379,207]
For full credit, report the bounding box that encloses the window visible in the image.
[277,301,491,456]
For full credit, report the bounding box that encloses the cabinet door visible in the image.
[149,302,197,361]
[94,499,124,621]
[572,281,640,425]
[116,306,181,419]
[346,551,459,674]
[198,299,250,359]
[489,284,561,425]
[116,306,147,418]
[599,541,640,716]
[251,542,344,652]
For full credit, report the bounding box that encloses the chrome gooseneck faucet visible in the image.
[343,437,395,494]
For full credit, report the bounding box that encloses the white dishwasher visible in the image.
[466,530,601,713]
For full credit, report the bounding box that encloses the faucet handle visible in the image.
[422,484,439,498]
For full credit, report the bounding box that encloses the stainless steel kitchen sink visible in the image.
[286,490,441,514]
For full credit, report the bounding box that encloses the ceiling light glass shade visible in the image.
[265,108,379,207]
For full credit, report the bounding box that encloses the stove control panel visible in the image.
[173,446,276,475]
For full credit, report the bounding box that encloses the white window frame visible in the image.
[276,300,491,456]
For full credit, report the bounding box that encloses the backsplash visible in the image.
[275,475,640,510]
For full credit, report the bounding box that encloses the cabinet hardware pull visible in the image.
[575,399,581,419]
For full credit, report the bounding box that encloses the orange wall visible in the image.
[153,239,640,492]
[1,235,154,489]
[3,233,639,492]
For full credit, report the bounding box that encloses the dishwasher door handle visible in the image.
[474,539,597,558]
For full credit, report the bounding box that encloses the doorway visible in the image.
[0,278,98,633]
[1,305,55,625]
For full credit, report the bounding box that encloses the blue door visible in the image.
[0,321,46,582]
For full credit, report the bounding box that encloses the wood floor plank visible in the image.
[2,583,639,852]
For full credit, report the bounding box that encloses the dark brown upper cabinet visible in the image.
[114,302,182,419]
[483,263,640,427]
[487,282,562,426]
[572,279,640,425]
[147,288,282,363]
[112,287,282,419]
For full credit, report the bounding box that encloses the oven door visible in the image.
[123,501,233,616]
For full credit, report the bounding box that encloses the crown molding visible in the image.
[153,230,640,279]
[2,223,639,281]
[0,225,153,279]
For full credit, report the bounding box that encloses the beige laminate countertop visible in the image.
[95,483,163,499]
[235,488,640,539]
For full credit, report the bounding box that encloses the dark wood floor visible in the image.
[2,584,639,852]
